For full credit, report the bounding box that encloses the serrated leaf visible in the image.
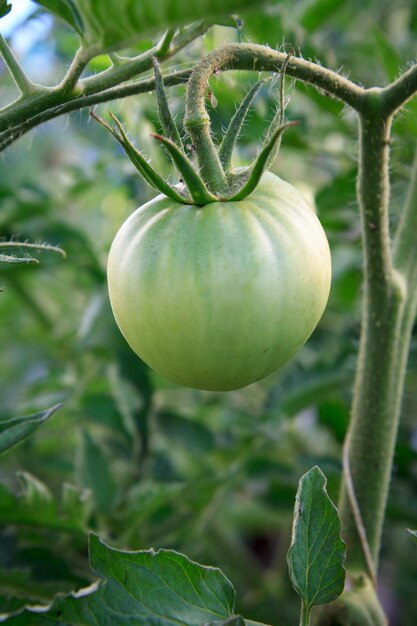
[287,466,345,616]
[0,0,11,19]
[76,429,117,511]
[0,404,60,454]
[33,0,84,36]
[408,529,417,545]
[3,534,242,625]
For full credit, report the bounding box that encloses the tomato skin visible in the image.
[107,172,331,391]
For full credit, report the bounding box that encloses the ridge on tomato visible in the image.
[94,53,331,391]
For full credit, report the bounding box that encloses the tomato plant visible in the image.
[1,2,417,625]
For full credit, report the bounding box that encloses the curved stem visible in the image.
[185,44,367,122]
[184,42,366,192]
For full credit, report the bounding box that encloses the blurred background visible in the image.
[0,1,416,624]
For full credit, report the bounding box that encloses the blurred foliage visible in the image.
[0,1,416,625]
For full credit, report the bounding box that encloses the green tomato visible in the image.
[107,172,331,391]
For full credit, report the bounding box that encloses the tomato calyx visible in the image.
[91,50,297,207]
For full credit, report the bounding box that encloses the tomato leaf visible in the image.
[287,466,346,618]
[0,404,61,454]
[33,0,84,36]
[3,534,244,624]
[76,429,117,512]
[0,475,89,532]
[408,529,417,545]
[0,0,11,19]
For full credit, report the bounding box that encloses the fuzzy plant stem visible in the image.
[338,105,409,573]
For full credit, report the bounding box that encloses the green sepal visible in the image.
[152,133,218,206]
[226,121,298,201]
[219,79,266,173]
[90,111,189,205]
[263,50,293,169]
[152,57,184,149]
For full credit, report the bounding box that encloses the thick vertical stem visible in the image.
[339,108,408,572]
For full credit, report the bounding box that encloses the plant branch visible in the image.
[380,62,417,115]
[0,34,39,96]
[58,45,98,94]
[0,69,192,152]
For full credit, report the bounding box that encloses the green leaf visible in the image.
[372,26,403,82]
[74,0,264,50]
[298,0,345,30]
[4,534,242,624]
[33,0,84,36]
[0,475,89,532]
[407,529,417,545]
[0,404,60,454]
[287,466,346,618]
[76,429,117,512]
[207,618,246,626]
[0,0,11,19]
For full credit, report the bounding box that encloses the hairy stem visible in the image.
[338,105,407,572]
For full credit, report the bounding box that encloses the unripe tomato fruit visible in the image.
[107,172,331,391]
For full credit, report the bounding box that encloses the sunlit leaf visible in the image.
[287,466,345,619]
